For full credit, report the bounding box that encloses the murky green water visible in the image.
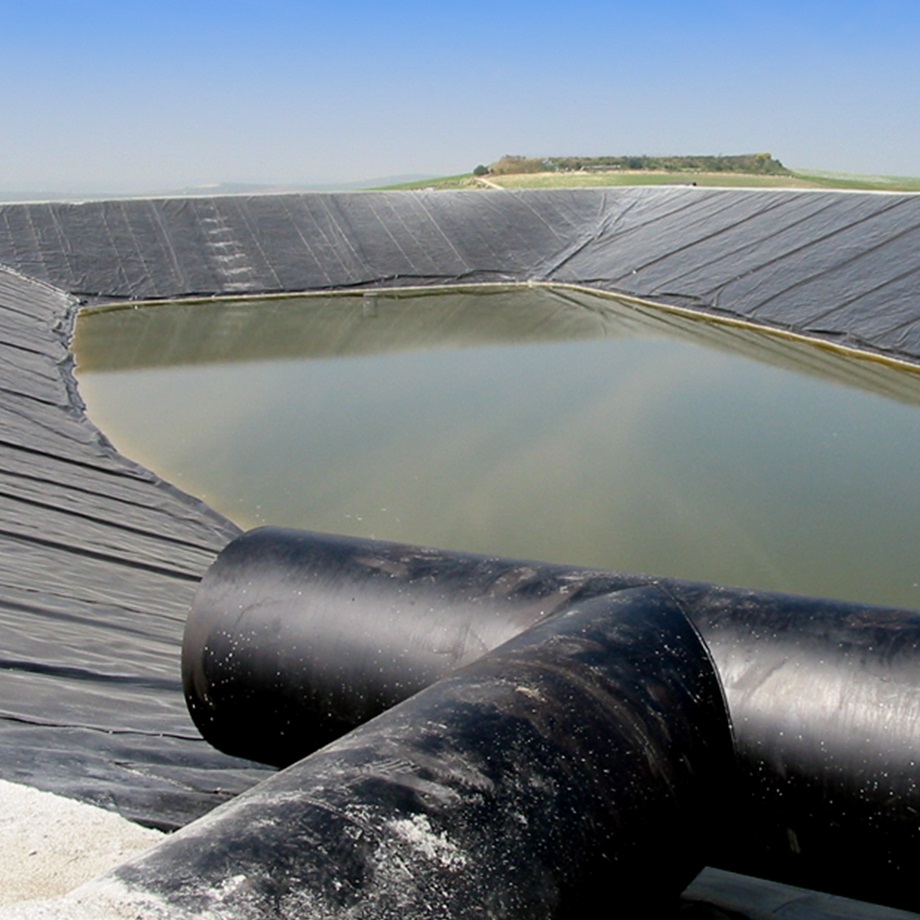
[73,286,920,609]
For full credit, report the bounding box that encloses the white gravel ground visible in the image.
[0,780,163,914]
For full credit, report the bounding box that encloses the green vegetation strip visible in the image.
[380,159,920,193]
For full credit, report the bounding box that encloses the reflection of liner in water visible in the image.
[75,284,920,408]
[184,527,920,914]
[70,282,920,614]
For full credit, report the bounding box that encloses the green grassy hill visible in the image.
[379,159,920,193]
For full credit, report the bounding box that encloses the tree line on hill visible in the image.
[474,153,789,176]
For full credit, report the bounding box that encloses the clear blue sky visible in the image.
[1,0,918,191]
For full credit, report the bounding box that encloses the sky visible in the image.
[1,0,918,192]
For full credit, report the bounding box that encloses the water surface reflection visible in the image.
[74,287,920,609]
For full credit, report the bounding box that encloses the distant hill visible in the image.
[0,175,442,204]
[488,153,790,176]
[381,159,920,193]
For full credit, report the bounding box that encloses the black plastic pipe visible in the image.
[111,587,732,918]
[183,527,645,765]
[185,528,920,911]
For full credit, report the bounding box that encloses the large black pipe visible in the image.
[109,587,731,918]
[185,528,920,911]
[183,527,645,765]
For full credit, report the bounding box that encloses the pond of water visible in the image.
[73,286,920,610]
